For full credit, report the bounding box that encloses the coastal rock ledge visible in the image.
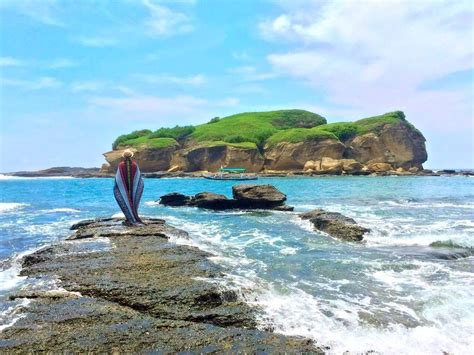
[301,209,370,242]
[0,218,322,353]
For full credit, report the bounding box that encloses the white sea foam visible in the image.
[0,202,29,213]
[41,208,81,213]
[360,214,474,248]
[380,200,474,209]
[249,270,474,355]
[111,212,125,218]
[144,200,161,206]
[0,263,27,292]
[0,298,31,332]
[280,247,297,255]
[21,220,72,237]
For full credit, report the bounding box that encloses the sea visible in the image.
[0,175,473,354]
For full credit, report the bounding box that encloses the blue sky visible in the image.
[0,0,473,171]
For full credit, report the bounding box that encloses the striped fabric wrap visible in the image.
[113,158,144,225]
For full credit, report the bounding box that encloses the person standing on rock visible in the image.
[114,149,144,225]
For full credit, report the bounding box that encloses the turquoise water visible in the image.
[1,175,473,354]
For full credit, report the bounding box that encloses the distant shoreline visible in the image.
[2,167,473,179]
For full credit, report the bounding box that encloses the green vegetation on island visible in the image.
[112,109,416,150]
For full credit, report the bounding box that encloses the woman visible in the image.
[113,149,144,225]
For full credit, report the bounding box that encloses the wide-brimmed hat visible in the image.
[122,149,134,158]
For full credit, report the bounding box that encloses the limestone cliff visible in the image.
[101,110,427,174]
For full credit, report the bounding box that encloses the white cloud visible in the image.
[142,0,194,36]
[0,0,63,26]
[232,51,251,61]
[88,95,207,121]
[87,94,240,122]
[47,58,79,69]
[261,0,474,132]
[216,97,240,107]
[76,36,117,47]
[2,77,62,90]
[71,81,104,93]
[229,66,277,82]
[135,73,206,86]
[0,57,26,67]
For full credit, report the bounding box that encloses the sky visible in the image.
[0,0,473,171]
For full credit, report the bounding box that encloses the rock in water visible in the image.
[159,192,191,206]
[300,209,369,241]
[1,218,322,353]
[232,184,287,209]
[159,184,294,211]
[193,192,237,210]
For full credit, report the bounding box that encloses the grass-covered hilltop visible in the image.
[103,109,427,174]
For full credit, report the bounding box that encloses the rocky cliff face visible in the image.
[102,145,179,173]
[344,123,427,169]
[178,144,264,172]
[102,144,264,174]
[263,138,346,171]
[101,111,427,174]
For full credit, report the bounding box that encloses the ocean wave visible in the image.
[249,266,474,355]
[0,202,29,213]
[346,211,474,248]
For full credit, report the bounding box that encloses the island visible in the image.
[101,110,428,175]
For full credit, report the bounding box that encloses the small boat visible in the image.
[202,167,258,181]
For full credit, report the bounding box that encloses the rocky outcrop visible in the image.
[264,139,345,171]
[304,158,365,175]
[102,145,179,173]
[345,124,427,169]
[160,184,294,211]
[0,218,321,353]
[232,184,288,209]
[366,162,393,173]
[300,209,370,242]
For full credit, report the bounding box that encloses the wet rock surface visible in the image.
[301,209,370,242]
[231,184,287,209]
[159,184,294,211]
[0,218,321,353]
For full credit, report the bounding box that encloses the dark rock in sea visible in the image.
[232,184,287,209]
[300,209,370,242]
[438,169,456,174]
[159,184,294,211]
[159,192,192,206]
[1,218,321,353]
[193,192,237,210]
